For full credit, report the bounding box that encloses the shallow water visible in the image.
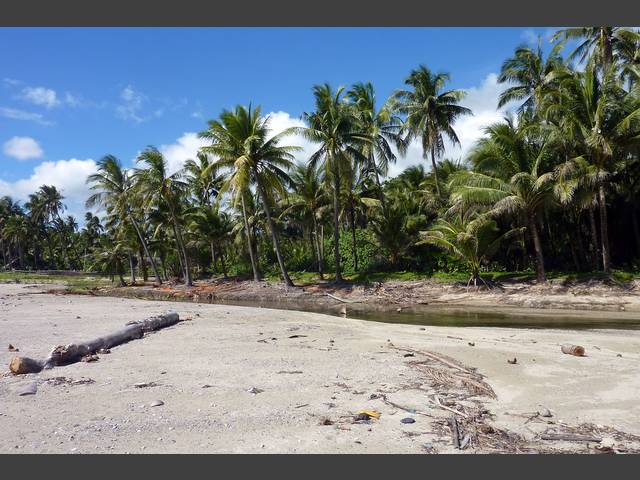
[208,298,640,330]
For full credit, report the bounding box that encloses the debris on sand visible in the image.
[133,381,160,388]
[17,382,37,396]
[81,354,99,363]
[247,387,264,395]
[8,344,19,352]
[561,344,585,357]
[319,417,333,426]
[507,357,517,364]
[401,417,416,424]
[150,400,164,407]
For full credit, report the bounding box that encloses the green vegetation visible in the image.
[2,27,640,287]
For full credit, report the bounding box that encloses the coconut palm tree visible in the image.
[299,84,367,282]
[393,65,472,197]
[419,210,521,287]
[134,148,193,286]
[450,116,554,282]
[183,152,224,207]
[200,105,298,287]
[347,82,404,207]
[552,27,640,71]
[497,40,565,112]
[86,155,163,284]
[281,162,328,277]
[544,59,640,272]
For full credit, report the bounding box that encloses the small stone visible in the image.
[247,386,263,394]
[538,407,553,418]
[150,400,164,407]
[400,417,416,424]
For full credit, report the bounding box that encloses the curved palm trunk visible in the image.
[241,193,260,281]
[130,217,162,285]
[255,178,294,287]
[430,146,441,197]
[528,213,546,283]
[598,185,611,273]
[169,210,192,286]
[332,168,343,282]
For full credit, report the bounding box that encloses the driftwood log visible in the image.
[9,312,180,375]
[561,344,585,356]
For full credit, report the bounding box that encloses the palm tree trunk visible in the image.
[210,241,217,275]
[255,178,294,287]
[430,146,441,197]
[332,169,343,282]
[130,217,162,285]
[218,248,228,278]
[588,206,600,271]
[128,252,136,285]
[241,193,260,281]
[117,259,126,287]
[598,185,611,273]
[372,154,386,209]
[529,213,546,283]
[632,205,640,259]
[139,247,148,282]
[169,209,193,286]
[350,208,358,272]
[312,214,324,279]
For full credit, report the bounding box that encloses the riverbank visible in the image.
[64,275,640,317]
[1,283,640,453]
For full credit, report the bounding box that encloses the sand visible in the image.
[1,283,639,454]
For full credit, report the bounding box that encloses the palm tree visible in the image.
[187,205,233,278]
[544,59,640,272]
[134,148,193,286]
[282,162,328,277]
[200,105,298,287]
[86,155,163,284]
[347,82,404,207]
[552,27,640,71]
[393,65,472,197]
[340,167,380,272]
[450,116,553,282]
[497,40,565,112]
[299,83,366,282]
[419,210,520,287]
[183,152,224,207]
[36,185,68,268]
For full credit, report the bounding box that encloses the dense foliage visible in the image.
[2,28,640,285]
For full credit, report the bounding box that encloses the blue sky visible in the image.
[0,27,559,218]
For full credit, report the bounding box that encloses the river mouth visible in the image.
[203,297,640,330]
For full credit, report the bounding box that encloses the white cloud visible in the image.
[388,73,513,176]
[3,136,43,161]
[0,158,98,219]
[158,132,209,175]
[21,86,60,109]
[0,107,54,126]
[3,78,21,88]
[116,85,147,123]
[264,110,317,164]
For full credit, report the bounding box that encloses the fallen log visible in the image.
[561,344,585,356]
[9,312,180,375]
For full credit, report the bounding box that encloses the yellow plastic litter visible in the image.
[358,410,381,419]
